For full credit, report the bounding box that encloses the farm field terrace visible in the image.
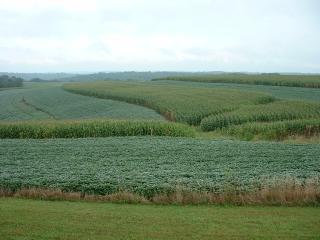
[154,73,320,88]
[1,198,320,240]
[63,80,320,140]
[1,137,319,196]
[153,80,320,102]
[63,80,277,125]
[0,82,163,121]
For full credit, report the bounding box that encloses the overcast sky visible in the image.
[0,0,319,73]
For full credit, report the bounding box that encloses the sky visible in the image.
[0,0,319,73]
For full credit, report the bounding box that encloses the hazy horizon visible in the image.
[1,0,319,73]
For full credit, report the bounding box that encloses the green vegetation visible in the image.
[222,119,320,141]
[155,73,320,88]
[0,72,76,80]
[0,119,194,138]
[1,199,319,240]
[0,83,163,121]
[63,81,274,125]
[200,101,320,131]
[1,137,319,196]
[155,80,320,102]
[0,75,23,88]
[57,71,210,82]
[63,81,320,139]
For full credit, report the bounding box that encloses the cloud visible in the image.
[0,0,319,72]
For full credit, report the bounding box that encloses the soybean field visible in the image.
[1,137,319,196]
[0,83,163,121]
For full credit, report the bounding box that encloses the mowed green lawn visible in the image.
[0,198,319,240]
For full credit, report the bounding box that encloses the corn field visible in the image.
[0,119,195,138]
[200,101,320,131]
[222,119,320,140]
[154,73,320,88]
[63,81,275,125]
[64,81,320,139]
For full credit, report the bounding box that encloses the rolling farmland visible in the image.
[2,1,320,238]
[1,78,319,204]
[0,119,194,138]
[64,80,275,125]
[64,80,320,139]
[1,77,319,240]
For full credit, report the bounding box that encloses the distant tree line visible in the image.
[0,75,23,88]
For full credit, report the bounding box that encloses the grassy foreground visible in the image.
[1,198,319,240]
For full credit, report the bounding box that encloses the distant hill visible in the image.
[3,71,315,83]
[57,71,226,82]
[0,71,227,82]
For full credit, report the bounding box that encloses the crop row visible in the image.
[0,75,23,88]
[0,83,163,121]
[63,81,274,125]
[1,137,319,197]
[155,80,320,102]
[154,74,320,88]
[0,119,195,138]
[200,101,320,131]
[221,119,320,141]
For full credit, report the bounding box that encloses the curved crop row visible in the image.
[0,84,163,121]
[154,74,320,88]
[222,119,320,140]
[0,119,195,138]
[200,101,320,131]
[63,81,274,125]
